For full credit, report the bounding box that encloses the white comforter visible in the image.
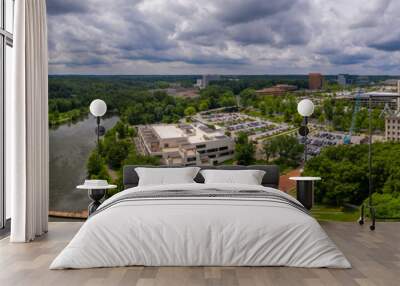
[50,183,351,269]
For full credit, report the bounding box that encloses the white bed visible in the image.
[50,183,351,269]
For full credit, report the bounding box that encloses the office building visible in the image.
[138,123,234,166]
[337,74,351,86]
[194,74,221,89]
[309,73,323,90]
[385,112,400,141]
[354,92,400,110]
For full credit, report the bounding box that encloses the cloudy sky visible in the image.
[47,0,400,75]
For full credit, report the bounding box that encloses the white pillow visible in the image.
[200,169,265,185]
[136,167,200,186]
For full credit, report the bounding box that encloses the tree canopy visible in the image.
[304,143,400,217]
[235,132,256,165]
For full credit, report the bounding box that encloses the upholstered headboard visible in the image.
[123,165,280,189]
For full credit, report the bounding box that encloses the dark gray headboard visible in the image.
[123,165,280,189]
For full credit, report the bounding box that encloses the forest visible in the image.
[304,143,400,218]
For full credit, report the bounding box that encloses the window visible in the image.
[1,0,14,229]
[196,144,206,149]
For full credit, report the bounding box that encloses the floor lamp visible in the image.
[89,99,107,150]
[358,95,376,230]
[297,99,315,162]
[87,99,108,215]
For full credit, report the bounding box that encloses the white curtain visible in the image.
[8,0,49,242]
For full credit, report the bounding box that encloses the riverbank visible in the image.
[49,108,88,127]
[49,115,119,212]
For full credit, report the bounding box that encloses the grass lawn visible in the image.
[287,188,360,222]
[311,205,359,222]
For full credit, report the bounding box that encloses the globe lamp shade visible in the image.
[90,99,107,117]
[297,99,314,117]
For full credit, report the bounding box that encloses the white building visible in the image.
[353,92,400,110]
[194,74,221,89]
[138,123,234,166]
[337,74,351,86]
[385,113,400,142]
[384,82,400,141]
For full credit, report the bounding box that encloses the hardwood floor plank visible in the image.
[0,222,399,286]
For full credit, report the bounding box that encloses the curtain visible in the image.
[8,0,49,242]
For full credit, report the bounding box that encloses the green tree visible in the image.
[263,139,278,162]
[106,141,130,169]
[199,100,209,111]
[184,106,197,117]
[239,88,256,107]
[270,135,304,167]
[219,91,236,107]
[123,151,161,166]
[303,143,400,210]
[235,132,255,165]
[86,150,110,180]
[126,103,145,125]
[323,99,334,121]
[115,121,127,139]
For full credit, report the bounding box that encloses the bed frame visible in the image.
[123,165,280,189]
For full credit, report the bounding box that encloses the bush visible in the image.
[368,193,400,218]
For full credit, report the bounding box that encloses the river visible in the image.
[49,115,119,211]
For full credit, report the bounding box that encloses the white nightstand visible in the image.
[77,180,117,215]
[289,177,321,210]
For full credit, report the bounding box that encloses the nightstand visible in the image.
[289,177,321,210]
[77,180,117,216]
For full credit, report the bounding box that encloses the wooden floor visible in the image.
[0,222,399,286]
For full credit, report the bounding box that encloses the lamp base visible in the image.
[87,189,106,216]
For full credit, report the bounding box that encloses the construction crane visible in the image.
[343,90,362,144]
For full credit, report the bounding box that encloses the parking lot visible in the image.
[302,132,345,156]
[195,112,292,140]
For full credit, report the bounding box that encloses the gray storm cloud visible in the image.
[46,0,400,75]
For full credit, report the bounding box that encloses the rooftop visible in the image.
[151,123,229,144]
[360,92,400,98]
[152,125,185,139]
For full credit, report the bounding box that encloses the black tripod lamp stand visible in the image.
[358,95,376,230]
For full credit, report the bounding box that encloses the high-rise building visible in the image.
[385,113,400,141]
[337,74,351,86]
[308,73,323,90]
[356,76,369,85]
[194,74,221,89]
[384,85,400,141]
[202,74,220,87]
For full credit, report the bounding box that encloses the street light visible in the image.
[89,99,107,148]
[297,99,314,162]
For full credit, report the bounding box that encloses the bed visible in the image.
[50,165,351,269]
